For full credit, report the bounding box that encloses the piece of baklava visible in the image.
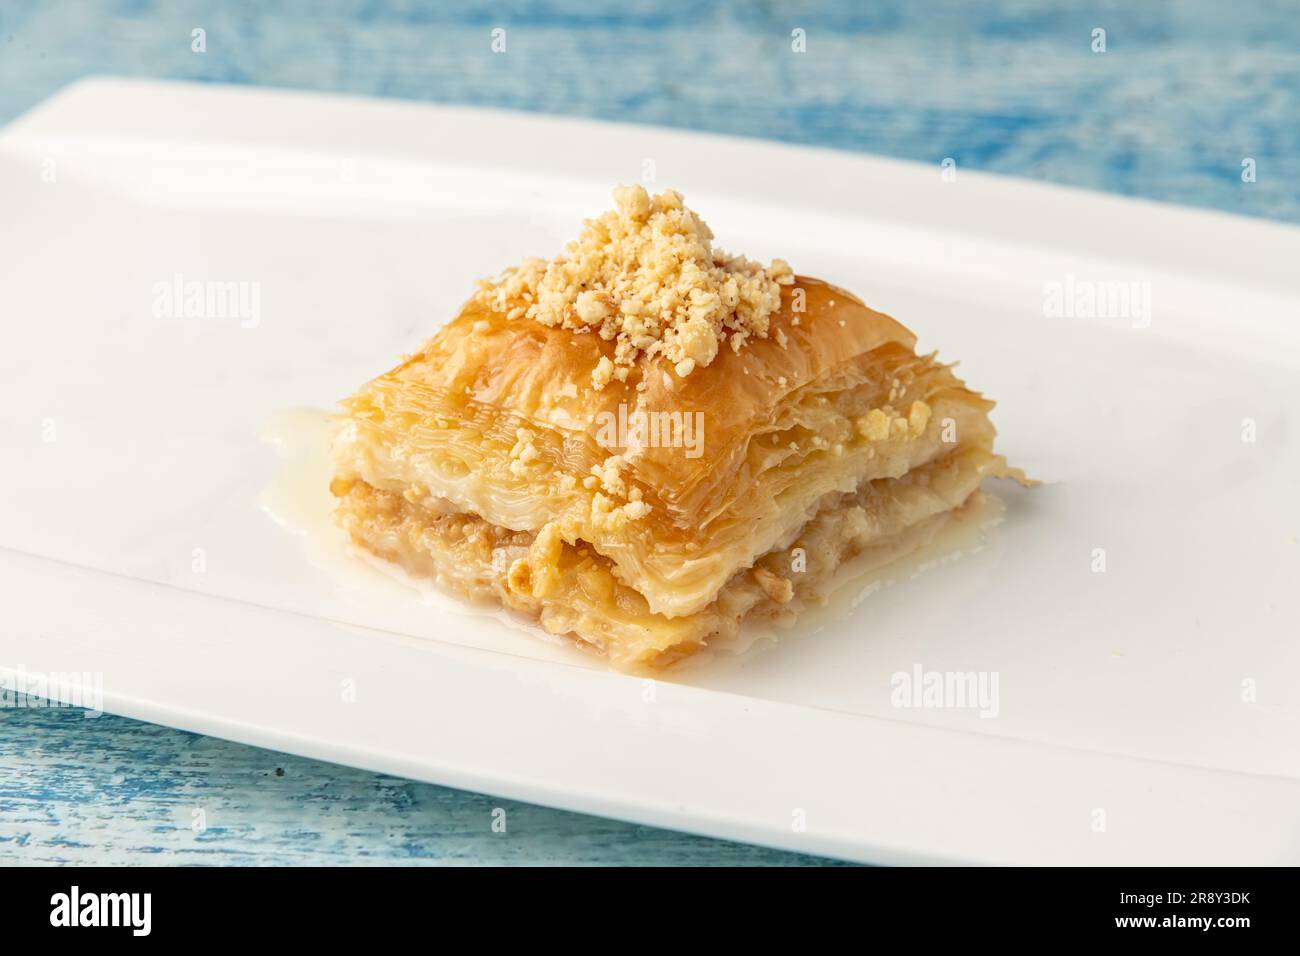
[330,186,1016,668]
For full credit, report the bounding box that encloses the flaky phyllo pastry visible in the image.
[330,186,1017,668]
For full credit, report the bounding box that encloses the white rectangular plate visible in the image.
[3,78,1300,865]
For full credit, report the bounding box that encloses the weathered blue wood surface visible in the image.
[2,1,1295,223]
[1,0,1296,865]
[1,708,840,864]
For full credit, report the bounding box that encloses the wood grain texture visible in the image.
[1,0,1295,222]
[1,707,844,865]
[1,0,1296,866]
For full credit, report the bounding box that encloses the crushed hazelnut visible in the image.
[907,400,932,436]
[856,409,891,442]
[753,567,794,604]
[507,427,540,477]
[526,522,564,598]
[592,455,628,497]
[471,185,793,389]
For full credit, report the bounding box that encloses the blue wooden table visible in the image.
[2,0,1296,865]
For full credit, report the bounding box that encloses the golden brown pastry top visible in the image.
[334,274,996,618]
[379,276,917,510]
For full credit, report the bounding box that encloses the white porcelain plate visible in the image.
[3,78,1299,865]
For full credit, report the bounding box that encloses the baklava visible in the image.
[330,186,1016,668]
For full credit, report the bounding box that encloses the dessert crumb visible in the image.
[472,185,794,389]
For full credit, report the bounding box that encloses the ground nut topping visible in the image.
[471,185,794,389]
